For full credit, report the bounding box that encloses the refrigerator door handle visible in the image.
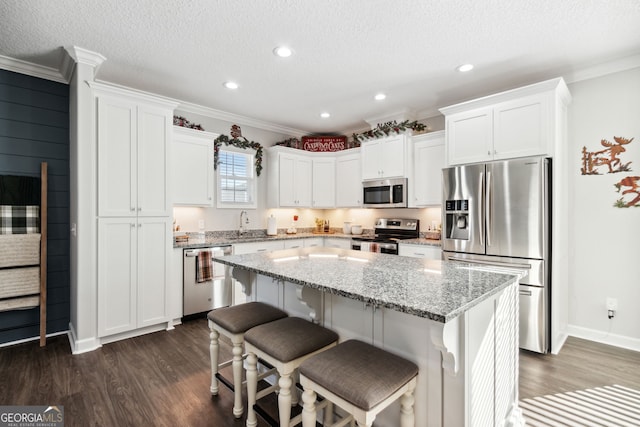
[448,256,532,270]
[478,171,484,246]
[486,170,492,247]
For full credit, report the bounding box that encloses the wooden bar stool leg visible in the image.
[323,401,334,425]
[278,372,293,427]
[246,352,258,427]
[209,327,219,395]
[301,388,317,427]
[231,336,244,418]
[400,382,416,427]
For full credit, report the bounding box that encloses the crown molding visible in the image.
[0,54,67,83]
[63,46,106,81]
[177,101,308,138]
[564,52,640,84]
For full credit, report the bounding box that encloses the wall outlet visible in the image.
[198,219,205,230]
[606,297,618,311]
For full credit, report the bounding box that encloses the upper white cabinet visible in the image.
[410,131,445,207]
[276,151,312,207]
[172,126,217,206]
[335,150,362,207]
[311,157,336,208]
[361,134,408,180]
[94,84,176,217]
[440,78,571,166]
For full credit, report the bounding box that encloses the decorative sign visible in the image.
[302,136,347,152]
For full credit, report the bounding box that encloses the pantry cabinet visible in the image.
[97,217,170,337]
[172,126,217,206]
[335,150,362,207]
[96,94,173,217]
[410,131,445,207]
[441,78,571,166]
[361,134,408,180]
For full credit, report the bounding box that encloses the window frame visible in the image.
[216,146,257,209]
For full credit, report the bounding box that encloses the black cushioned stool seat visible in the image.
[207,302,287,419]
[299,339,419,427]
[244,317,339,427]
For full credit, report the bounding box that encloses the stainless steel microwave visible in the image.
[362,178,407,208]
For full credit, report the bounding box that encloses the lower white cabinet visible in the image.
[98,217,170,337]
[323,237,351,249]
[398,243,442,260]
[233,240,285,255]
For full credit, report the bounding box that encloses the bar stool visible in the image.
[244,316,340,427]
[299,339,419,427]
[208,302,288,418]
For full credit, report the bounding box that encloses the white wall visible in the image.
[567,67,640,351]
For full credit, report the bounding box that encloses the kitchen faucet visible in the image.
[239,210,249,236]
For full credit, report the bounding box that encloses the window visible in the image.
[217,149,256,208]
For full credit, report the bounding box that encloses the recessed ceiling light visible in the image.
[456,64,474,72]
[273,46,293,58]
[320,112,330,118]
[374,93,386,101]
[223,81,239,89]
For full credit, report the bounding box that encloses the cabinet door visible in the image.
[336,153,362,207]
[380,135,406,178]
[446,107,493,165]
[294,156,312,207]
[361,140,382,180]
[137,104,171,216]
[233,240,285,255]
[172,128,214,206]
[278,153,297,206]
[312,158,335,208]
[137,217,169,327]
[324,238,351,249]
[98,218,137,337]
[413,135,445,206]
[97,96,137,217]
[398,243,442,259]
[493,94,550,160]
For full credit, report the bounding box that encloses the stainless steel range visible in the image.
[351,218,420,255]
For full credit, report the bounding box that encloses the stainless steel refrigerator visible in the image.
[442,156,551,353]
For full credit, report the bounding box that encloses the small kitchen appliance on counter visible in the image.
[351,218,419,255]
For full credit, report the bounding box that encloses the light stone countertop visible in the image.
[213,247,524,323]
[173,232,442,249]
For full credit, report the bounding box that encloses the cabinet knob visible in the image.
[487,150,491,155]
[131,207,135,211]
[131,223,135,228]
[137,207,141,211]
[494,149,497,155]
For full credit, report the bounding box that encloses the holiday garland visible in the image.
[214,134,264,177]
[353,120,427,142]
[173,115,204,131]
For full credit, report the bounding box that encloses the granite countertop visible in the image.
[173,232,442,249]
[213,247,524,323]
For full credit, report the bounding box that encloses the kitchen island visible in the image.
[213,247,526,427]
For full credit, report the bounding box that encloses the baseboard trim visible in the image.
[68,323,101,354]
[567,324,640,353]
[0,330,68,349]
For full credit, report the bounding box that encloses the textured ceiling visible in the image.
[1,0,640,135]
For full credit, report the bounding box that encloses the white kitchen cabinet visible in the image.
[233,240,285,255]
[398,243,442,260]
[96,93,173,217]
[97,217,170,337]
[172,126,217,206]
[411,131,445,207]
[311,157,335,208]
[361,134,407,180]
[335,150,362,207]
[304,237,324,247]
[275,151,312,207]
[283,239,304,249]
[441,78,571,166]
[323,237,351,249]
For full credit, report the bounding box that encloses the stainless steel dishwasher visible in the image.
[183,246,233,316]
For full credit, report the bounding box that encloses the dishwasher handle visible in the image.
[184,246,233,257]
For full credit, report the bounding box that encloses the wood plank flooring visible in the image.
[1,317,639,426]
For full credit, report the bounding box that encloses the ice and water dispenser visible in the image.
[444,199,470,240]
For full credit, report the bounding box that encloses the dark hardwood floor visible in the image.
[1,317,639,426]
